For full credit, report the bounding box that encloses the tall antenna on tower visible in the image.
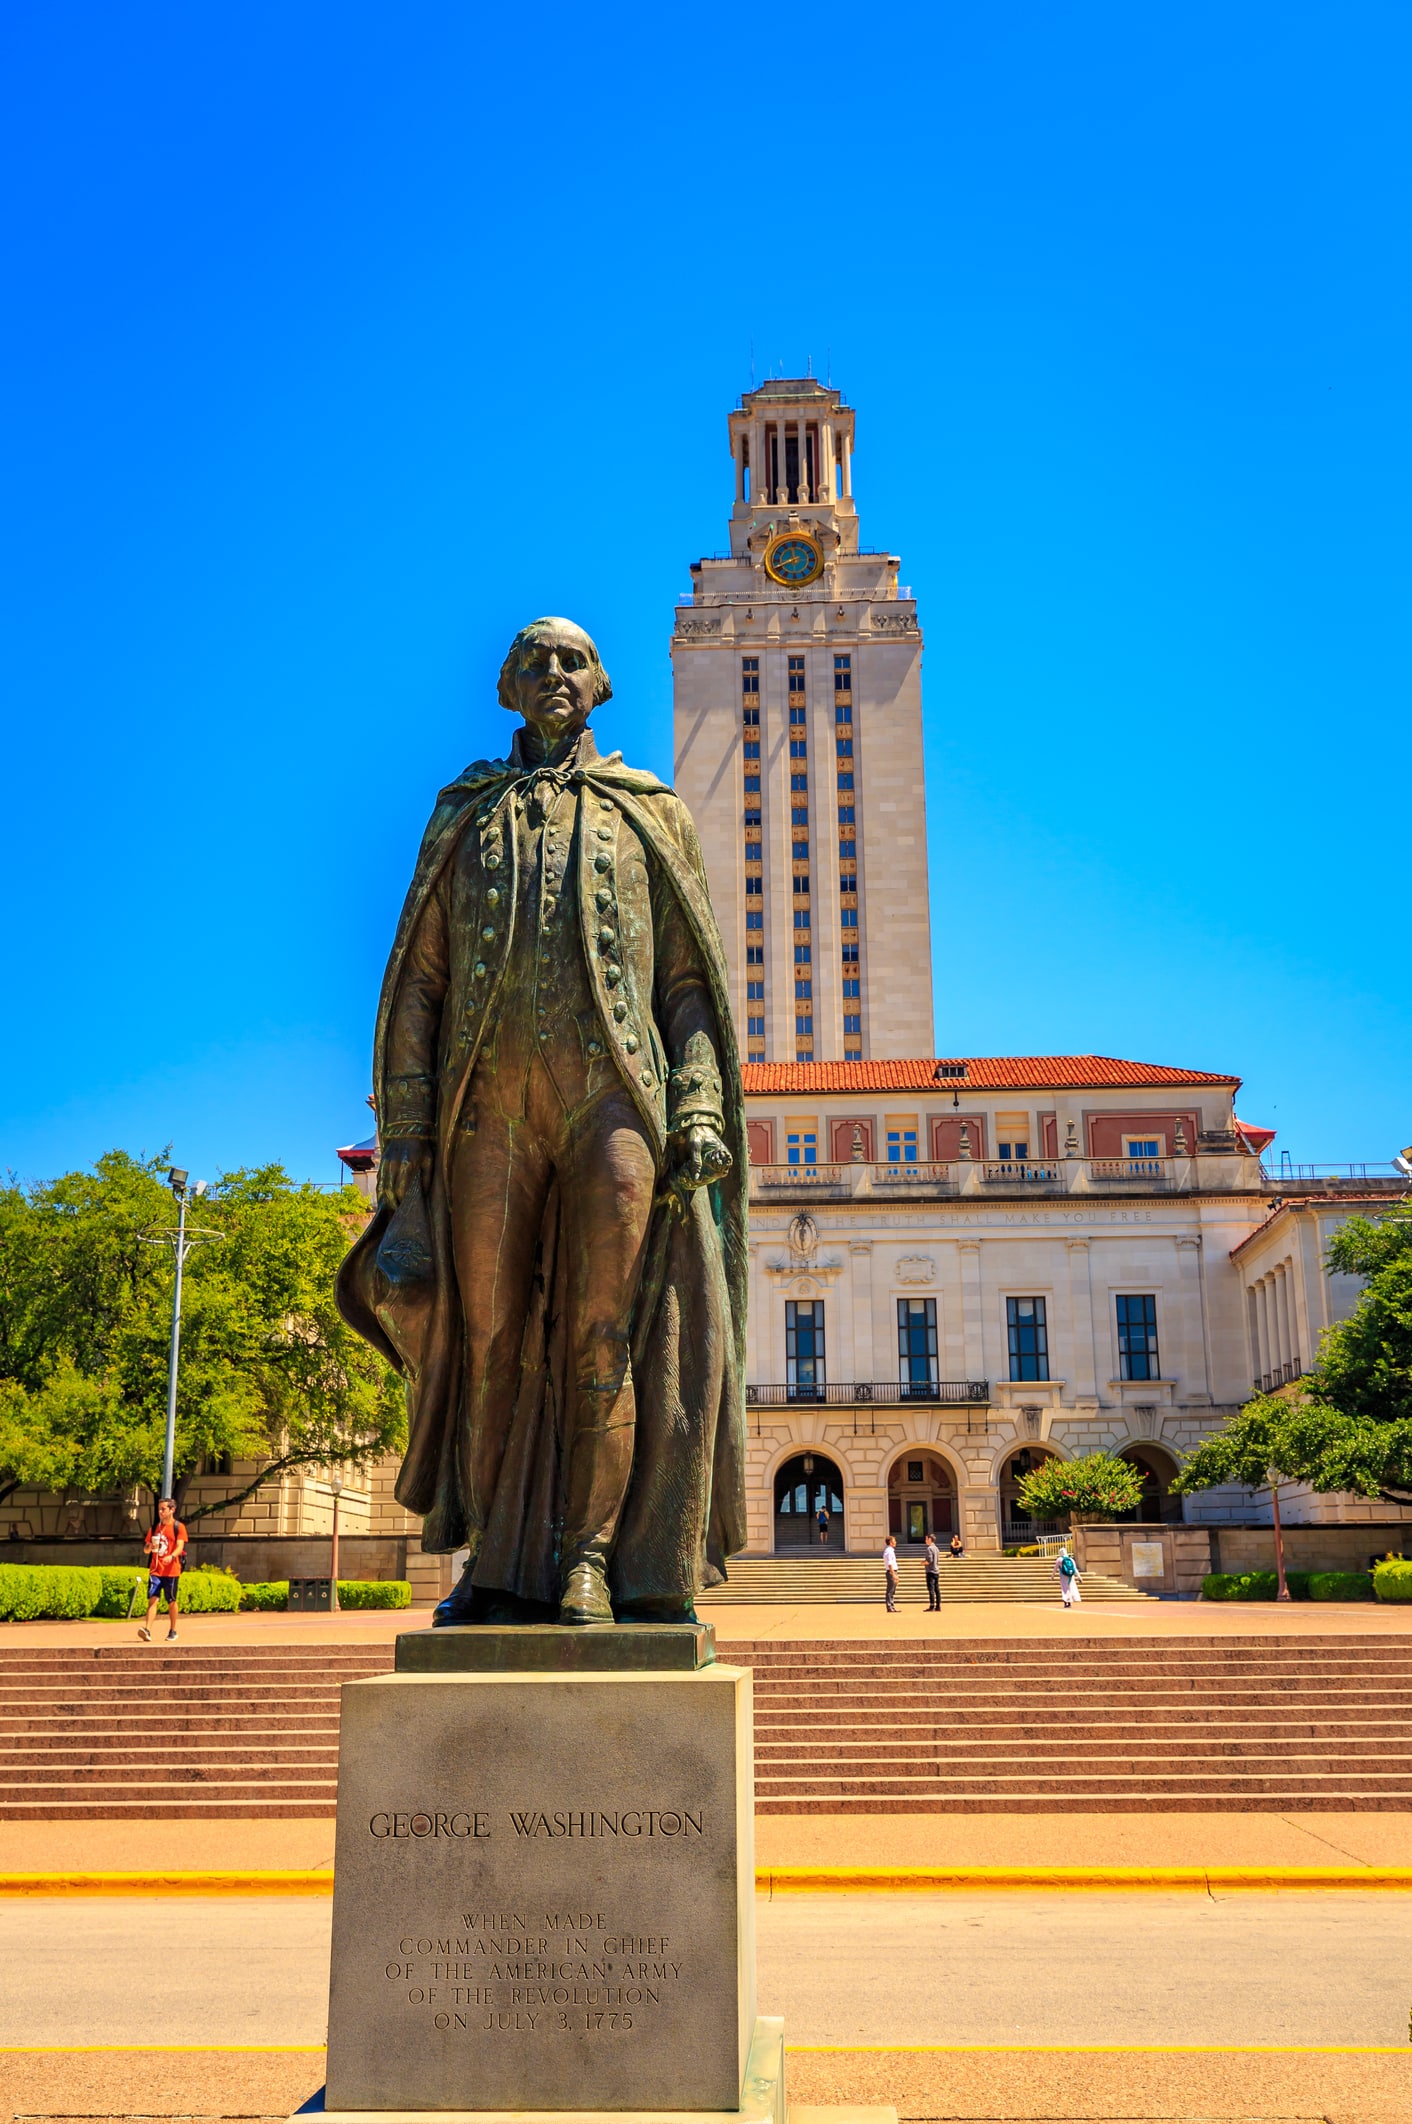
[749,336,754,389]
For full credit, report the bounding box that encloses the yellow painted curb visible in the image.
[0,1870,334,1895]
[7,1863,1412,1895]
[758,1864,1412,1891]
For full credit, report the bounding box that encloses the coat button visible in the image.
[597,827,612,840]
[473,961,486,979]
[594,853,611,872]
[597,926,615,948]
[485,853,500,870]
[486,888,500,907]
[481,925,496,942]
[624,1035,639,1054]
[587,1040,602,1057]
[613,1002,627,1021]
[596,889,612,910]
[604,966,622,987]
[641,1070,654,1088]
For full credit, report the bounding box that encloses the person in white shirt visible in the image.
[923,1532,942,1611]
[883,1534,899,1612]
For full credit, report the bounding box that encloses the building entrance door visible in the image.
[774,1453,845,1550]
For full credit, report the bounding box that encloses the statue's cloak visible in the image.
[336,743,749,1610]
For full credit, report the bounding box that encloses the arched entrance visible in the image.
[999,1446,1063,1544]
[887,1452,956,1543]
[1117,1443,1182,1524]
[774,1451,845,1550]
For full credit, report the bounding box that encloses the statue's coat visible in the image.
[336,739,748,1610]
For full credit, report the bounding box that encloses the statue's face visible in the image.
[510,625,598,739]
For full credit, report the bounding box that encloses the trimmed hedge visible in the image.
[236,1578,411,1610]
[1201,1569,1314,1601]
[1374,1560,1412,1603]
[1308,1570,1374,1602]
[0,1562,103,1620]
[336,1579,412,1610]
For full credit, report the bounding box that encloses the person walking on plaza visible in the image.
[139,1497,187,1642]
[924,1531,942,1610]
[1054,1542,1082,1608]
[883,1534,899,1611]
[949,1533,965,1559]
[816,1504,830,1545]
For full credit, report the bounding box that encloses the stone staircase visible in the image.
[2,1635,1411,1818]
[743,1637,1412,1813]
[697,1554,1150,1603]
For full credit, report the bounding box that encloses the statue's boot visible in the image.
[559,1557,614,1625]
[557,1368,634,1627]
[432,1556,482,1628]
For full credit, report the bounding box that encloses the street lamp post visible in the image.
[329,1476,344,1615]
[145,1170,221,1505]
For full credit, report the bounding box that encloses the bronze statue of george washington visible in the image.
[337,618,748,1627]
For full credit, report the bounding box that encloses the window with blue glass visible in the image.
[834,654,851,690]
[1117,1294,1160,1381]
[786,1132,817,1166]
[836,737,853,758]
[844,1012,861,1035]
[1007,1296,1049,1382]
[839,839,856,860]
[796,1015,813,1037]
[886,1129,918,1163]
[788,655,806,694]
[840,906,857,926]
[746,979,764,1000]
[791,772,808,792]
[790,738,807,758]
[786,1300,825,1394]
[792,806,809,827]
[746,909,762,929]
[897,1298,938,1390]
[838,772,854,791]
[835,701,852,724]
[789,704,806,726]
[747,1016,765,1037]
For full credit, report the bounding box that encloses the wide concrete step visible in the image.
[755,1736,1412,1763]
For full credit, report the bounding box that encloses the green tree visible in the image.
[1016,1450,1145,1523]
[1173,1201,1412,1513]
[0,1150,403,1520]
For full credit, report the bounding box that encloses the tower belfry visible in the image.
[672,381,934,1064]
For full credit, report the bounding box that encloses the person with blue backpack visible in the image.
[1054,1543,1082,1607]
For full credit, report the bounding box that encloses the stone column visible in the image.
[840,428,853,497]
[1255,1278,1271,1385]
[734,431,746,502]
[1066,1239,1098,1401]
[820,422,835,500]
[849,1242,875,1382]
[1176,1235,1211,1401]
[959,1240,985,1386]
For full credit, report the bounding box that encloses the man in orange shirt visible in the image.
[140,1497,187,1642]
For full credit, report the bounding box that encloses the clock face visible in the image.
[765,535,823,587]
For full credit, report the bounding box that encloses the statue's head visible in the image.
[497,617,612,743]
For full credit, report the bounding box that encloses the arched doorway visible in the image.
[1116,1443,1182,1524]
[774,1452,845,1550]
[999,1446,1063,1544]
[887,1452,956,1543]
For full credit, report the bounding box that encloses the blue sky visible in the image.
[2,2,1408,1186]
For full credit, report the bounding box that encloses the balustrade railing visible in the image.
[745,1380,989,1407]
[982,1159,1063,1184]
[1253,1361,1305,1393]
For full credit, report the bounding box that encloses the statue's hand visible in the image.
[378,1139,432,1210]
[672,1122,732,1194]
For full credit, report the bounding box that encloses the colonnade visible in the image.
[734,417,852,505]
[1247,1260,1301,1391]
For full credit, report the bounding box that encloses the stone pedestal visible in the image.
[320,1625,759,2117]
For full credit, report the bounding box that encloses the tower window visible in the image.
[837,772,854,791]
[790,772,808,792]
[836,736,853,758]
[746,980,764,1000]
[746,909,763,929]
[844,1013,861,1035]
[788,655,806,694]
[792,838,809,860]
[742,657,759,693]
[840,873,857,897]
[747,1016,765,1038]
[795,979,812,1000]
[834,655,851,688]
[744,775,760,793]
[835,701,852,724]
[840,907,857,927]
[796,1016,813,1037]
[789,704,807,725]
[791,806,809,826]
[743,808,761,827]
[842,977,860,998]
[794,944,812,964]
[794,910,811,929]
[841,941,859,964]
[839,839,856,860]
[793,876,809,896]
[745,877,762,895]
[746,944,764,965]
[743,740,760,759]
[742,705,759,727]
[838,804,855,825]
[789,738,807,758]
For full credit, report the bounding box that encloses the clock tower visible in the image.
[672,380,934,1064]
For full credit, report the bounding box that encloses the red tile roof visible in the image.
[741,1055,1239,1095]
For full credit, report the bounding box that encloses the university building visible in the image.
[6,383,1402,1596]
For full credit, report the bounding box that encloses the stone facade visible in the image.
[671,379,933,1065]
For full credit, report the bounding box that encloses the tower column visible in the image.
[841,429,853,498]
